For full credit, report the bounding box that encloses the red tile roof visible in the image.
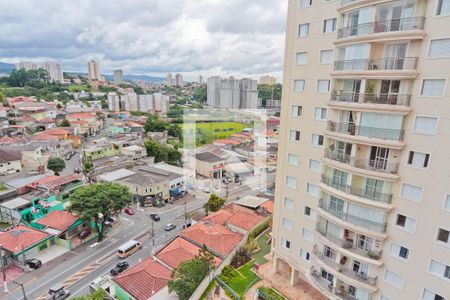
[260,200,274,214]
[114,258,171,300]
[214,139,241,146]
[37,118,56,124]
[180,223,242,257]
[156,237,221,269]
[66,112,96,119]
[44,128,70,135]
[201,204,265,231]
[0,137,21,143]
[0,225,51,253]
[228,211,264,231]
[36,211,79,232]
[15,116,35,122]
[0,106,11,111]
[27,173,81,190]
[31,132,60,141]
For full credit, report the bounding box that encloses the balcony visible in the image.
[316,223,383,260]
[327,121,404,141]
[324,149,399,174]
[337,17,425,39]
[334,57,418,72]
[331,91,411,106]
[310,271,374,300]
[318,199,387,233]
[312,245,378,286]
[340,0,354,5]
[321,175,392,204]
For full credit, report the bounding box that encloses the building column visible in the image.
[290,268,299,286]
[272,255,280,273]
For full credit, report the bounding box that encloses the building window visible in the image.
[437,228,450,244]
[284,197,295,210]
[413,116,438,135]
[380,296,391,300]
[396,214,416,233]
[421,79,446,97]
[302,227,314,242]
[314,107,327,120]
[389,242,410,260]
[429,259,450,280]
[308,159,321,173]
[286,176,297,189]
[323,18,337,33]
[400,183,424,202]
[306,183,320,196]
[291,105,303,117]
[296,52,308,64]
[407,151,430,168]
[311,134,324,146]
[444,194,450,211]
[422,288,446,300]
[299,0,312,8]
[304,206,311,216]
[288,153,299,166]
[281,238,291,249]
[300,249,310,261]
[282,218,294,231]
[428,39,450,57]
[319,50,333,64]
[298,23,310,37]
[384,269,405,289]
[437,0,450,16]
[294,79,305,92]
[289,130,301,141]
[317,80,330,92]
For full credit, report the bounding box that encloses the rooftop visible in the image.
[0,197,30,210]
[0,149,21,163]
[156,236,221,269]
[202,204,265,231]
[195,152,224,163]
[66,112,97,119]
[234,196,269,209]
[97,168,136,182]
[36,210,79,233]
[0,225,51,253]
[114,258,171,300]
[27,173,82,190]
[137,166,181,180]
[120,172,167,186]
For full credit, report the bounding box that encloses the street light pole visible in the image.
[12,280,27,300]
[0,245,8,293]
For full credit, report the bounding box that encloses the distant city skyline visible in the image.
[0,0,287,81]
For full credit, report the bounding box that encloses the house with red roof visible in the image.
[0,225,54,266]
[113,258,172,300]
[66,112,102,135]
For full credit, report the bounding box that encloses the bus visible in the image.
[117,240,142,258]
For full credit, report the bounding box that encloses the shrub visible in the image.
[249,219,270,239]
[220,265,239,283]
[231,247,251,268]
[245,237,259,252]
[257,287,286,300]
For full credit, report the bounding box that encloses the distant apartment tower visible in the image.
[259,75,277,85]
[114,70,124,83]
[198,75,204,84]
[43,62,63,82]
[166,73,173,86]
[175,73,184,87]
[271,1,450,300]
[207,77,258,108]
[15,61,37,71]
[87,60,101,81]
[107,92,121,111]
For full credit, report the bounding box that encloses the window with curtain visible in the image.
[317,80,330,92]
[384,269,404,289]
[314,107,327,120]
[298,23,310,37]
[348,203,385,224]
[294,79,305,92]
[309,159,321,173]
[421,79,446,97]
[284,197,294,210]
[359,112,404,139]
[437,0,450,16]
[282,218,294,231]
[288,153,299,166]
[296,52,308,64]
[428,39,450,58]
[319,50,333,64]
[422,289,445,300]
[286,176,297,189]
[299,0,312,8]
[407,151,430,168]
[307,183,319,196]
[413,116,438,135]
[400,183,423,202]
[323,18,337,33]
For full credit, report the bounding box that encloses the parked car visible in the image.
[202,187,211,193]
[47,284,70,300]
[150,214,160,221]
[182,220,192,229]
[165,223,176,231]
[79,230,90,239]
[124,207,135,215]
[25,258,42,269]
[110,261,129,276]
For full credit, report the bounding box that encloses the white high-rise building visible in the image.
[198,75,204,84]
[175,73,184,87]
[43,62,63,82]
[138,94,153,112]
[259,75,277,85]
[87,60,101,81]
[207,77,258,109]
[107,92,120,111]
[15,62,37,71]
[128,93,138,112]
[114,70,124,83]
[271,1,450,300]
[166,73,173,86]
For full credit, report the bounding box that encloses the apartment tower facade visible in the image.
[87,60,101,81]
[272,0,450,300]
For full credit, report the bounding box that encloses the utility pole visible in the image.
[0,245,8,293]
[151,221,155,247]
[13,280,27,300]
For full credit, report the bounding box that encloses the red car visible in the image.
[124,207,135,215]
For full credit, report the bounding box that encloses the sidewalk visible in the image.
[246,255,327,300]
[0,264,23,286]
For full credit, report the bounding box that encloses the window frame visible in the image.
[400,182,424,203]
[395,213,417,234]
[296,51,308,65]
[389,241,410,261]
[406,150,431,169]
[412,115,439,135]
[427,38,450,58]
[298,23,310,38]
[319,49,333,64]
[322,17,337,33]
[287,153,299,167]
[420,78,447,98]
[317,79,331,93]
[308,159,321,173]
[443,194,450,212]
[299,0,312,9]
[383,268,405,289]
[313,107,328,120]
[294,79,305,92]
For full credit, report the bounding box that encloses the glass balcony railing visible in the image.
[318,198,387,233]
[324,149,399,174]
[327,121,405,141]
[331,91,411,106]
[334,57,418,72]
[337,17,425,39]
[340,0,355,5]
[321,175,393,204]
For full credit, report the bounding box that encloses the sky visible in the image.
[0,0,287,81]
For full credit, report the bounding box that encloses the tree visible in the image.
[204,194,225,214]
[144,139,167,162]
[192,86,207,103]
[230,247,252,268]
[0,91,4,105]
[168,257,210,300]
[56,103,63,109]
[72,289,106,300]
[196,245,215,269]
[167,105,184,118]
[47,157,66,175]
[144,115,166,132]
[274,111,280,117]
[59,119,71,127]
[68,183,133,241]
[167,147,182,166]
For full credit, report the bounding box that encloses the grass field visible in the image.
[252,233,271,265]
[183,121,249,147]
[220,261,260,298]
[67,84,90,92]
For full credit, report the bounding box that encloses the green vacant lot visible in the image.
[220,261,260,298]
[183,121,249,146]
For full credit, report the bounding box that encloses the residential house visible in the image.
[0,149,22,175]
[152,162,195,191]
[118,171,170,204]
[66,112,102,135]
[6,96,35,108]
[121,145,146,160]
[137,166,185,196]
[194,152,225,178]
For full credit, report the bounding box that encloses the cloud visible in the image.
[0,0,287,80]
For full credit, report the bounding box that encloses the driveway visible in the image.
[32,245,70,264]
